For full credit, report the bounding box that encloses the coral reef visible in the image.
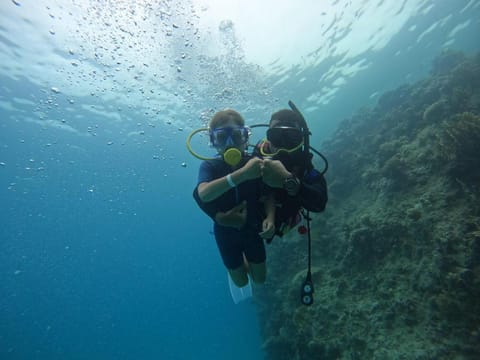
[255,51,480,359]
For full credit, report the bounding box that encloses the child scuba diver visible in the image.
[192,109,276,295]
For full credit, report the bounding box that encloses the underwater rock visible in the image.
[422,98,449,123]
[406,205,423,221]
[437,112,480,183]
[430,49,466,76]
[258,51,480,360]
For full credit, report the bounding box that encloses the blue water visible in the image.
[1,0,479,359]
[0,94,264,359]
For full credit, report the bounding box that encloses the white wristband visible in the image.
[226,174,236,188]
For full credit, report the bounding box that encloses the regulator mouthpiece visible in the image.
[223,148,242,166]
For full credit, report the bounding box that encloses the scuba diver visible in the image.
[257,104,328,306]
[187,102,328,305]
[191,109,276,303]
[257,108,328,241]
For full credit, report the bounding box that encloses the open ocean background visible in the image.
[1,1,479,359]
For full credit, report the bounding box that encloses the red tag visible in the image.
[298,225,307,235]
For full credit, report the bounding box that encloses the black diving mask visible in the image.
[260,126,304,157]
[266,126,303,149]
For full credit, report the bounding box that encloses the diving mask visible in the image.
[266,126,303,148]
[260,126,304,157]
[209,126,249,148]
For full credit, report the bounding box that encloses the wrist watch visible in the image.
[283,174,300,195]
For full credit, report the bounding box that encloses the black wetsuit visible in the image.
[193,157,265,269]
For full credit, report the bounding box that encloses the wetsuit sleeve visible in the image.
[197,161,215,184]
[299,168,328,212]
[193,160,221,220]
[193,186,218,220]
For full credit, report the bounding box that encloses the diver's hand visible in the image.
[262,158,291,188]
[215,201,247,229]
[239,157,264,181]
[259,218,275,240]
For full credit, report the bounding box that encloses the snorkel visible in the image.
[288,100,309,158]
[288,100,329,175]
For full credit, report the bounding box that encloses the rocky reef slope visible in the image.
[256,51,480,359]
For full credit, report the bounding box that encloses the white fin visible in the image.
[228,273,252,304]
